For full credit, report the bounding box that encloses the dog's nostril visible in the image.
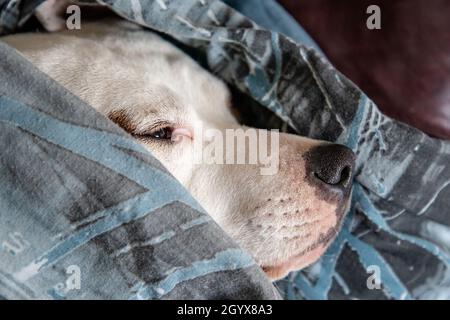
[306,144,356,191]
[339,165,352,186]
[314,165,351,186]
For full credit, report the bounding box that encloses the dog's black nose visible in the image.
[306,144,356,192]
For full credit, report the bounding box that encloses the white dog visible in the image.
[1,3,355,280]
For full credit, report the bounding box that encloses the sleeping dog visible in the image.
[1,3,356,280]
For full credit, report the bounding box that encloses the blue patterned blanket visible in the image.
[1,0,449,300]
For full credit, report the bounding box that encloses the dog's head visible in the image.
[3,19,355,280]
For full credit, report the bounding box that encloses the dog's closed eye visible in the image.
[137,126,192,143]
[148,127,173,140]
[108,109,192,143]
[132,120,175,142]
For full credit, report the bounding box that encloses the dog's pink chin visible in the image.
[262,245,328,280]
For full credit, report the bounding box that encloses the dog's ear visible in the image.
[35,0,74,32]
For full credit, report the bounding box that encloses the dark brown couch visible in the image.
[279,0,450,139]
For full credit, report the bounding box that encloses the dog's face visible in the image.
[2,19,355,280]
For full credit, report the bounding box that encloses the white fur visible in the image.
[2,18,348,280]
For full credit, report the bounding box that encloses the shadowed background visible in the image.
[279,0,450,139]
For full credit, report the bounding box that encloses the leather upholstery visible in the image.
[279,0,450,139]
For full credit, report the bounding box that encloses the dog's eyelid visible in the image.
[129,119,170,135]
[147,120,173,133]
[131,120,193,144]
